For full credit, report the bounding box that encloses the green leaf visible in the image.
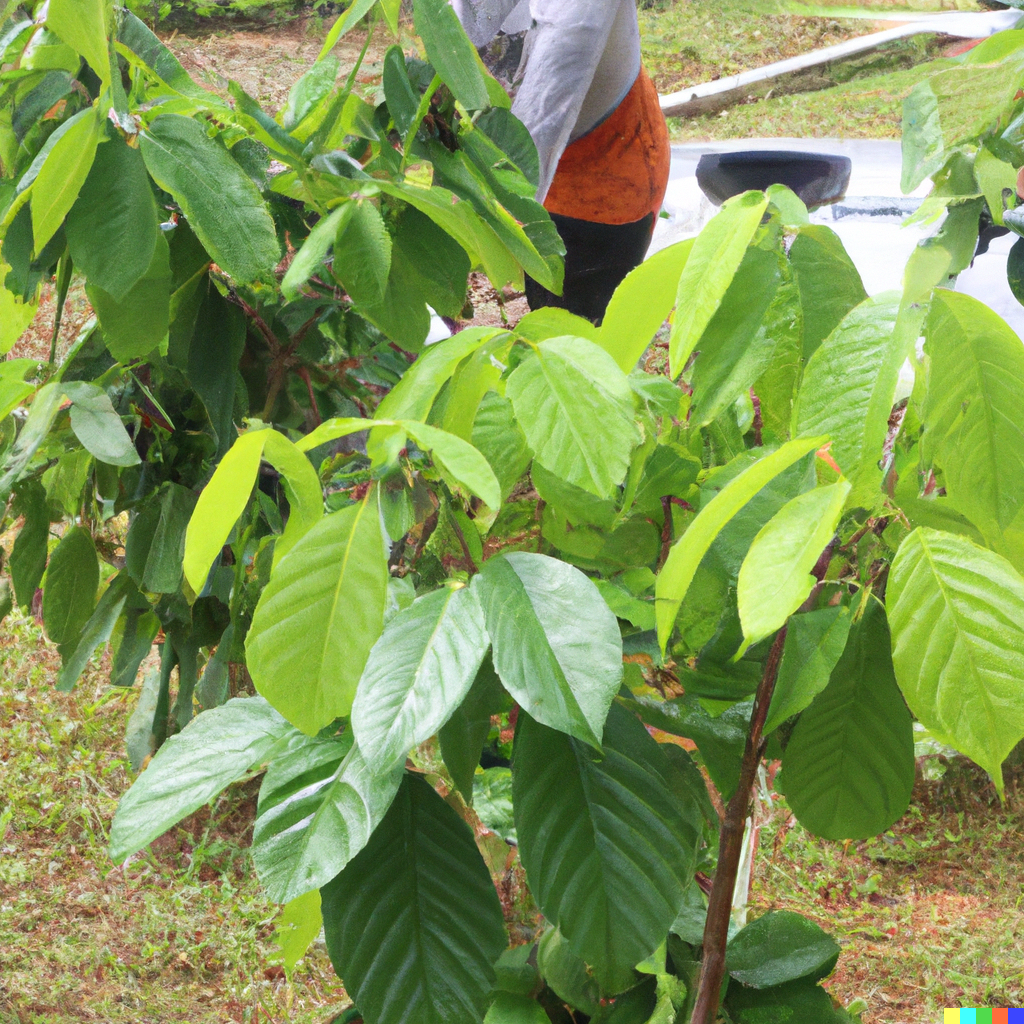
[887,528,1024,797]
[66,134,159,302]
[9,480,49,609]
[318,0,379,61]
[141,114,281,284]
[109,696,295,862]
[183,428,266,592]
[42,526,98,648]
[413,0,488,111]
[0,383,63,505]
[321,773,507,1024]
[31,104,102,253]
[0,284,38,356]
[922,290,1024,553]
[736,482,850,652]
[537,927,602,1014]
[56,573,135,692]
[62,382,140,467]
[506,335,638,499]
[333,199,391,307]
[439,654,504,800]
[472,390,532,501]
[88,230,171,362]
[726,911,840,989]
[125,483,197,594]
[514,704,700,991]
[284,55,340,131]
[655,437,824,652]
[281,203,354,301]
[473,552,622,747]
[669,191,768,378]
[901,80,944,194]
[793,293,903,507]
[725,977,846,1024]
[261,431,323,565]
[782,601,914,840]
[274,890,322,978]
[383,44,419,135]
[485,993,550,1024]
[403,420,501,509]
[788,226,866,361]
[600,239,693,373]
[46,0,110,84]
[0,359,38,424]
[352,585,490,773]
[117,12,210,100]
[764,606,852,735]
[0,580,11,628]
[252,732,403,904]
[111,604,160,689]
[246,496,388,735]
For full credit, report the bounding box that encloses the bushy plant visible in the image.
[3,3,1024,1023]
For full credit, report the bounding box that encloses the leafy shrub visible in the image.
[4,3,1024,1023]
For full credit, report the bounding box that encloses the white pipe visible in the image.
[659,10,1022,119]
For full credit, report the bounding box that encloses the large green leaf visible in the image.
[473,552,622,747]
[764,606,852,735]
[63,382,140,467]
[109,696,296,862]
[887,528,1024,796]
[514,704,700,991]
[922,290,1024,555]
[42,526,98,648]
[352,585,490,773]
[506,335,638,499]
[261,431,323,565]
[31,104,102,253]
[472,391,532,501]
[901,79,944,194]
[655,437,824,652]
[66,135,159,302]
[793,293,903,507]
[736,481,850,651]
[725,978,847,1024]
[782,602,914,840]
[252,732,403,904]
[88,230,171,362]
[404,421,501,509]
[726,911,840,989]
[246,496,388,735]
[8,480,48,610]
[439,655,504,800]
[413,0,488,110]
[321,773,507,1024]
[183,428,266,592]
[485,993,550,1024]
[333,199,392,308]
[46,0,110,84]
[788,226,866,361]
[669,191,768,378]
[598,239,693,373]
[140,114,281,284]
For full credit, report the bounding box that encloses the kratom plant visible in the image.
[3,2,1024,1022]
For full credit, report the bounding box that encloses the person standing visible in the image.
[453,0,671,323]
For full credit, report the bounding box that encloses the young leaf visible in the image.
[183,428,267,592]
[66,135,159,302]
[736,481,850,652]
[514,705,700,992]
[252,733,404,904]
[506,335,638,499]
[887,528,1024,797]
[782,602,914,840]
[473,552,622,747]
[352,585,490,773]
[42,526,98,648]
[246,496,388,735]
[413,0,489,111]
[31,105,102,253]
[109,697,296,862]
[62,382,140,467]
[793,293,903,508]
[281,203,354,301]
[402,420,502,509]
[922,290,1024,553]
[321,773,507,1024]
[599,239,694,373]
[141,114,281,284]
[764,606,852,735]
[726,911,840,989]
[669,191,768,378]
[274,890,322,978]
[655,437,825,653]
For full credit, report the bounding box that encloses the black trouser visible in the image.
[525,211,656,324]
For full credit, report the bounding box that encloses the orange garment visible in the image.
[542,68,670,227]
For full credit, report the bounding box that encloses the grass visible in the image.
[0,612,346,1024]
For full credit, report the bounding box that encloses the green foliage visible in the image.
[4,6,1024,1021]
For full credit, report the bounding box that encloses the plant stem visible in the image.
[690,625,788,1024]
